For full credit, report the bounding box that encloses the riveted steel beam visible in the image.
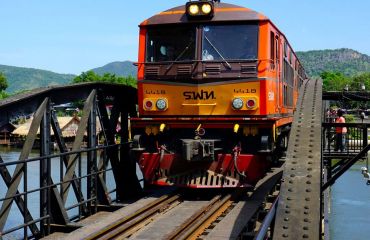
[273,79,323,240]
[87,93,97,214]
[39,99,51,236]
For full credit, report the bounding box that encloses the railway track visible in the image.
[78,166,282,240]
[165,193,236,240]
[85,193,182,240]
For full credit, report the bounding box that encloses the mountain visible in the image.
[90,61,137,77]
[0,65,75,93]
[296,48,370,77]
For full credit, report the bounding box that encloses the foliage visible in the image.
[320,71,370,92]
[350,72,370,90]
[73,71,137,87]
[344,114,354,123]
[90,61,137,77]
[0,72,8,91]
[0,91,9,100]
[296,48,370,77]
[0,72,9,100]
[320,71,350,91]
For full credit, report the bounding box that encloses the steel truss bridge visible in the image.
[0,82,368,240]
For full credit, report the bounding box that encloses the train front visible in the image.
[131,1,277,188]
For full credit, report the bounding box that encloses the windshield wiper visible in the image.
[166,40,194,72]
[204,35,232,69]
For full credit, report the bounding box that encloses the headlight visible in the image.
[232,98,244,110]
[201,3,212,14]
[156,99,167,111]
[188,4,199,15]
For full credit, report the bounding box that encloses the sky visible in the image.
[1,0,370,75]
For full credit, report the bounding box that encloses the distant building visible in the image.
[12,116,102,148]
[13,116,81,137]
[0,123,16,146]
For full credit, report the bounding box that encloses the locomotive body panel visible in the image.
[132,1,306,188]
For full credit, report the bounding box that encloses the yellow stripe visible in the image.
[158,10,185,15]
[215,8,251,12]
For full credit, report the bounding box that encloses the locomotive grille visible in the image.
[241,65,257,74]
[145,67,160,77]
[177,65,192,75]
[205,65,221,75]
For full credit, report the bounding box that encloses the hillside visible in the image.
[0,65,75,93]
[90,61,137,77]
[296,48,370,77]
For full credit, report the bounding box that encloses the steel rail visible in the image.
[176,194,235,240]
[85,193,181,240]
[165,195,223,240]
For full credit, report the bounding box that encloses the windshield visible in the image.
[202,24,259,61]
[146,26,196,62]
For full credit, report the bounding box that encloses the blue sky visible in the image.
[1,0,369,74]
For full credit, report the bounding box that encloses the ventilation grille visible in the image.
[241,65,257,74]
[145,67,159,77]
[205,65,221,75]
[177,66,192,75]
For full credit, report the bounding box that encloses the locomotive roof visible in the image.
[140,2,269,26]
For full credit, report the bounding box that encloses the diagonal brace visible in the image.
[0,98,49,232]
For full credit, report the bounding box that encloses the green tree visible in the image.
[349,72,370,91]
[72,71,137,87]
[320,71,350,91]
[0,72,8,92]
[73,71,100,83]
[0,72,9,100]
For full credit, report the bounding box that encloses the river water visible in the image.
[0,146,369,239]
[330,162,370,240]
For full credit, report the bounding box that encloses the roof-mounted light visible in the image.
[186,1,214,19]
[201,3,212,14]
[188,4,200,15]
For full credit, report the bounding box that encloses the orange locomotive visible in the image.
[131,1,306,188]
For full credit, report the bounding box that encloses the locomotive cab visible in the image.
[131,1,305,188]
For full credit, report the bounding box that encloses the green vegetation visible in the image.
[0,72,9,99]
[0,72,8,91]
[296,48,370,77]
[0,64,75,93]
[73,71,137,87]
[320,71,370,91]
[90,61,137,77]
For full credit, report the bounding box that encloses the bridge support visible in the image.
[0,84,139,239]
